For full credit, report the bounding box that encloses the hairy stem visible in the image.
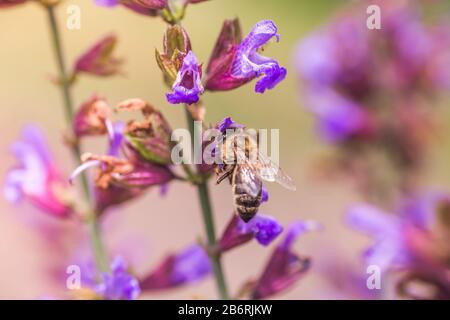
[46,4,109,273]
[184,108,230,300]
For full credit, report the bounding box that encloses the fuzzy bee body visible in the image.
[216,131,296,223]
[232,165,263,222]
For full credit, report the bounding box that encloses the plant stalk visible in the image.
[46,4,109,273]
[184,108,229,300]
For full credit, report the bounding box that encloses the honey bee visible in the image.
[215,131,296,222]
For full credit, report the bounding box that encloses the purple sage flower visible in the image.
[206,20,286,93]
[95,257,141,300]
[4,125,72,218]
[139,244,211,290]
[166,51,204,105]
[347,192,450,272]
[251,221,320,299]
[219,213,283,252]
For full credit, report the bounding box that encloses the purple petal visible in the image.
[251,220,318,299]
[346,204,398,236]
[347,204,408,271]
[219,214,282,251]
[254,65,286,93]
[261,185,269,203]
[94,0,119,7]
[171,245,211,284]
[107,121,125,156]
[95,256,141,300]
[231,20,286,92]
[306,89,373,143]
[217,117,245,133]
[166,51,204,105]
[279,220,322,250]
[140,244,211,290]
[4,125,71,217]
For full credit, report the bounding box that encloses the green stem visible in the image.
[46,4,109,273]
[184,108,230,300]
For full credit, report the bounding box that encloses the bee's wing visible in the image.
[233,137,296,191]
[235,164,263,198]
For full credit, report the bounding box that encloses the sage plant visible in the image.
[2,0,316,300]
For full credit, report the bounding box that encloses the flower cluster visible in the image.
[155,19,287,106]
[295,2,450,203]
[348,191,450,299]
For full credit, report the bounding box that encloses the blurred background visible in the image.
[1,0,450,299]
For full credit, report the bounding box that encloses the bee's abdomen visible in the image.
[233,185,262,222]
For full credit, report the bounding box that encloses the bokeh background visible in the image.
[1,0,450,299]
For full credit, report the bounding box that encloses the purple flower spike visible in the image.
[231,20,286,93]
[95,257,141,300]
[139,245,211,290]
[219,214,283,252]
[166,51,204,105]
[4,125,71,218]
[251,221,319,299]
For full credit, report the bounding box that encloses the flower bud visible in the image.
[156,25,191,87]
[250,221,320,299]
[118,99,173,165]
[74,34,123,77]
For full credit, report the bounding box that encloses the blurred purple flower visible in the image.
[347,192,450,298]
[74,34,123,77]
[139,244,211,290]
[166,51,204,105]
[206,19,286,93]
[251,221,320,299]
[4,125,72,218]
[95,256,141,300]
[347,204,408,272]
[306,90,375,143]
[347,192,450,272]
[219,214,283,252]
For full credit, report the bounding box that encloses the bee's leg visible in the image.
[216,168,233,185]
